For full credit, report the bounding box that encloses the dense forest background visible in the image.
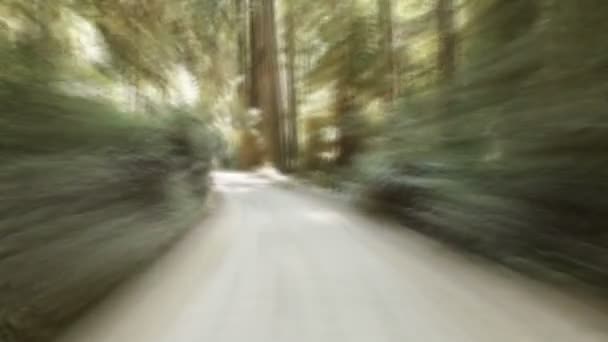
[221,0,608,296]
[1,0,608,341]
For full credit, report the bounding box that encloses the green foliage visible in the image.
[353,0,608,291]
[0,78,214,342]
[0,7,217,336]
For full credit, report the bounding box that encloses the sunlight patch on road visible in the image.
[212,171,278,193]
[304,209,342,223]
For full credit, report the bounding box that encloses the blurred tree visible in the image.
[436,0,455,82]
[377,0,396,101]
[284,0,299,171]
[235,0,250,108]
[307,0,381,165]
[249,0,285,169]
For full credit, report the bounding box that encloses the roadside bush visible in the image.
[0,81,214,342]
[353,1,608,293]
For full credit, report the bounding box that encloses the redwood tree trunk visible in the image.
[249,0,285,169]
[285,0,298,171]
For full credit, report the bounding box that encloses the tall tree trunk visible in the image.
[378,0,397,101]
[235,0,250,110]
[436,0,455,81]
[285,0,298,171]
[336,0,359,166]
[249,0,285,169]
[335,83,357,166]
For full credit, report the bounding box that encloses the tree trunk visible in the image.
[378,0,397,101]
[436,0,456,132]
[285,0,298,171]
[235,0,250,110]
[336,1,359,166]
[249,0,285,169]
[335,83,357,166]
[436,0,456,81]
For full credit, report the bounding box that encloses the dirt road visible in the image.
[59,172,608,342]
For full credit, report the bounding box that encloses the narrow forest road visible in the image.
[59,171,608,342]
